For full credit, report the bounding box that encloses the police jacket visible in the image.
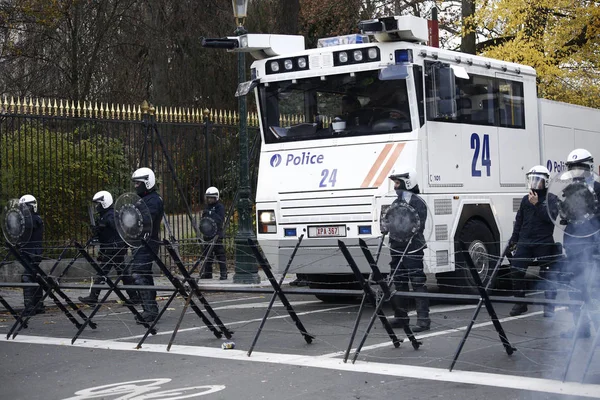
[22,213,43,261]
[96,207,125,253]
[387,191,427,253]
[139,190,164,252]
[202,201,225,239]
[510,190,557,245]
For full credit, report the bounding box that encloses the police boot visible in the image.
[560,312,591,339]
[412,298,431,333]
[509,291,528,316]
[78,278,102,305]
[219,266,228,280]
[389,294,409,328]
[199,266,213,279]
[135,289,158,324]
[543,291,556,318]
[510,303,528,316]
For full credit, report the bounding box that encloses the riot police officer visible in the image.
[508,166,560,317]
[19,194,45,315]
[130,167,164,323]
[385,168,430,332]
[78,191,133,305]
[199,187,227,280]
[558,149,600,338]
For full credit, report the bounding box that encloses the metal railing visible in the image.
[0,98,261,259]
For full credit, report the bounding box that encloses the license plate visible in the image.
[308,225,346,238]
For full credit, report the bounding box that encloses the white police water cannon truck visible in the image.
[212,15,600,298]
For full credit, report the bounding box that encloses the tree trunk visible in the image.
[460,0,476,55]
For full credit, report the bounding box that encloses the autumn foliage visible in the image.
[473,0,600,108]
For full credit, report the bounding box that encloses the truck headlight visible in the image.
[258,210,277,233]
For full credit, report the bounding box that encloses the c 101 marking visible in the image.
[319,169,338,187]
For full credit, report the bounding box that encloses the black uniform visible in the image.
[21,212,44,314]
[200,201,227,279]
[78,207,130,304]
[131,190,164,322]
[508,189,560,315]
[385,190,429,330]
[558,178,600,336]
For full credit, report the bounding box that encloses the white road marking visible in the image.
[3,334,599,398]
[88,297,306,319]
[321,307,568,358]
[115,302,478,341]
[113,304,356,341]
[212,300,322,310]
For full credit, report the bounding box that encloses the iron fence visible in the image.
[0,100,261,260]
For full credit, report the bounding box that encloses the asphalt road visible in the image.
[1,285,599,400]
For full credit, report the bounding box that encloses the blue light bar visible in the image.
[358,226,372,235]
[284,228,297,237]
[317,34,370,48]
[395,49,413,64]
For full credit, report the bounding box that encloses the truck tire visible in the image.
[439,219,499,294]
[308,274,362,303]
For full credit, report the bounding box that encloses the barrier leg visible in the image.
[247,235,304,357]
[248,238,314,344]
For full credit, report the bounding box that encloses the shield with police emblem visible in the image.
[547,168,600,238]
[1,199,33,245]
[380,189,432,251]
[114,192,152,247]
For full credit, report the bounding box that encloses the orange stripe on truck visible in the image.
[373,143,405,187]
[361,144,393,188]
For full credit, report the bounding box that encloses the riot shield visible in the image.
[198,216,218,239]
[114,192,152,247]
[547,169,600,238]
[1,199,33,245]
[380,189,432,252]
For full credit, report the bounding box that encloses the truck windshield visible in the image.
[259,70,412,144]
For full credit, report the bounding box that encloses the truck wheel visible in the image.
[440,219,498,294]
[308,274,362,303]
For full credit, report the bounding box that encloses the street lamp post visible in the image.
[232,0,260,284]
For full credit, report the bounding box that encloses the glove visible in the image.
[507,241,517,256]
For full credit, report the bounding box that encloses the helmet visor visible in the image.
[527,174,546,190]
